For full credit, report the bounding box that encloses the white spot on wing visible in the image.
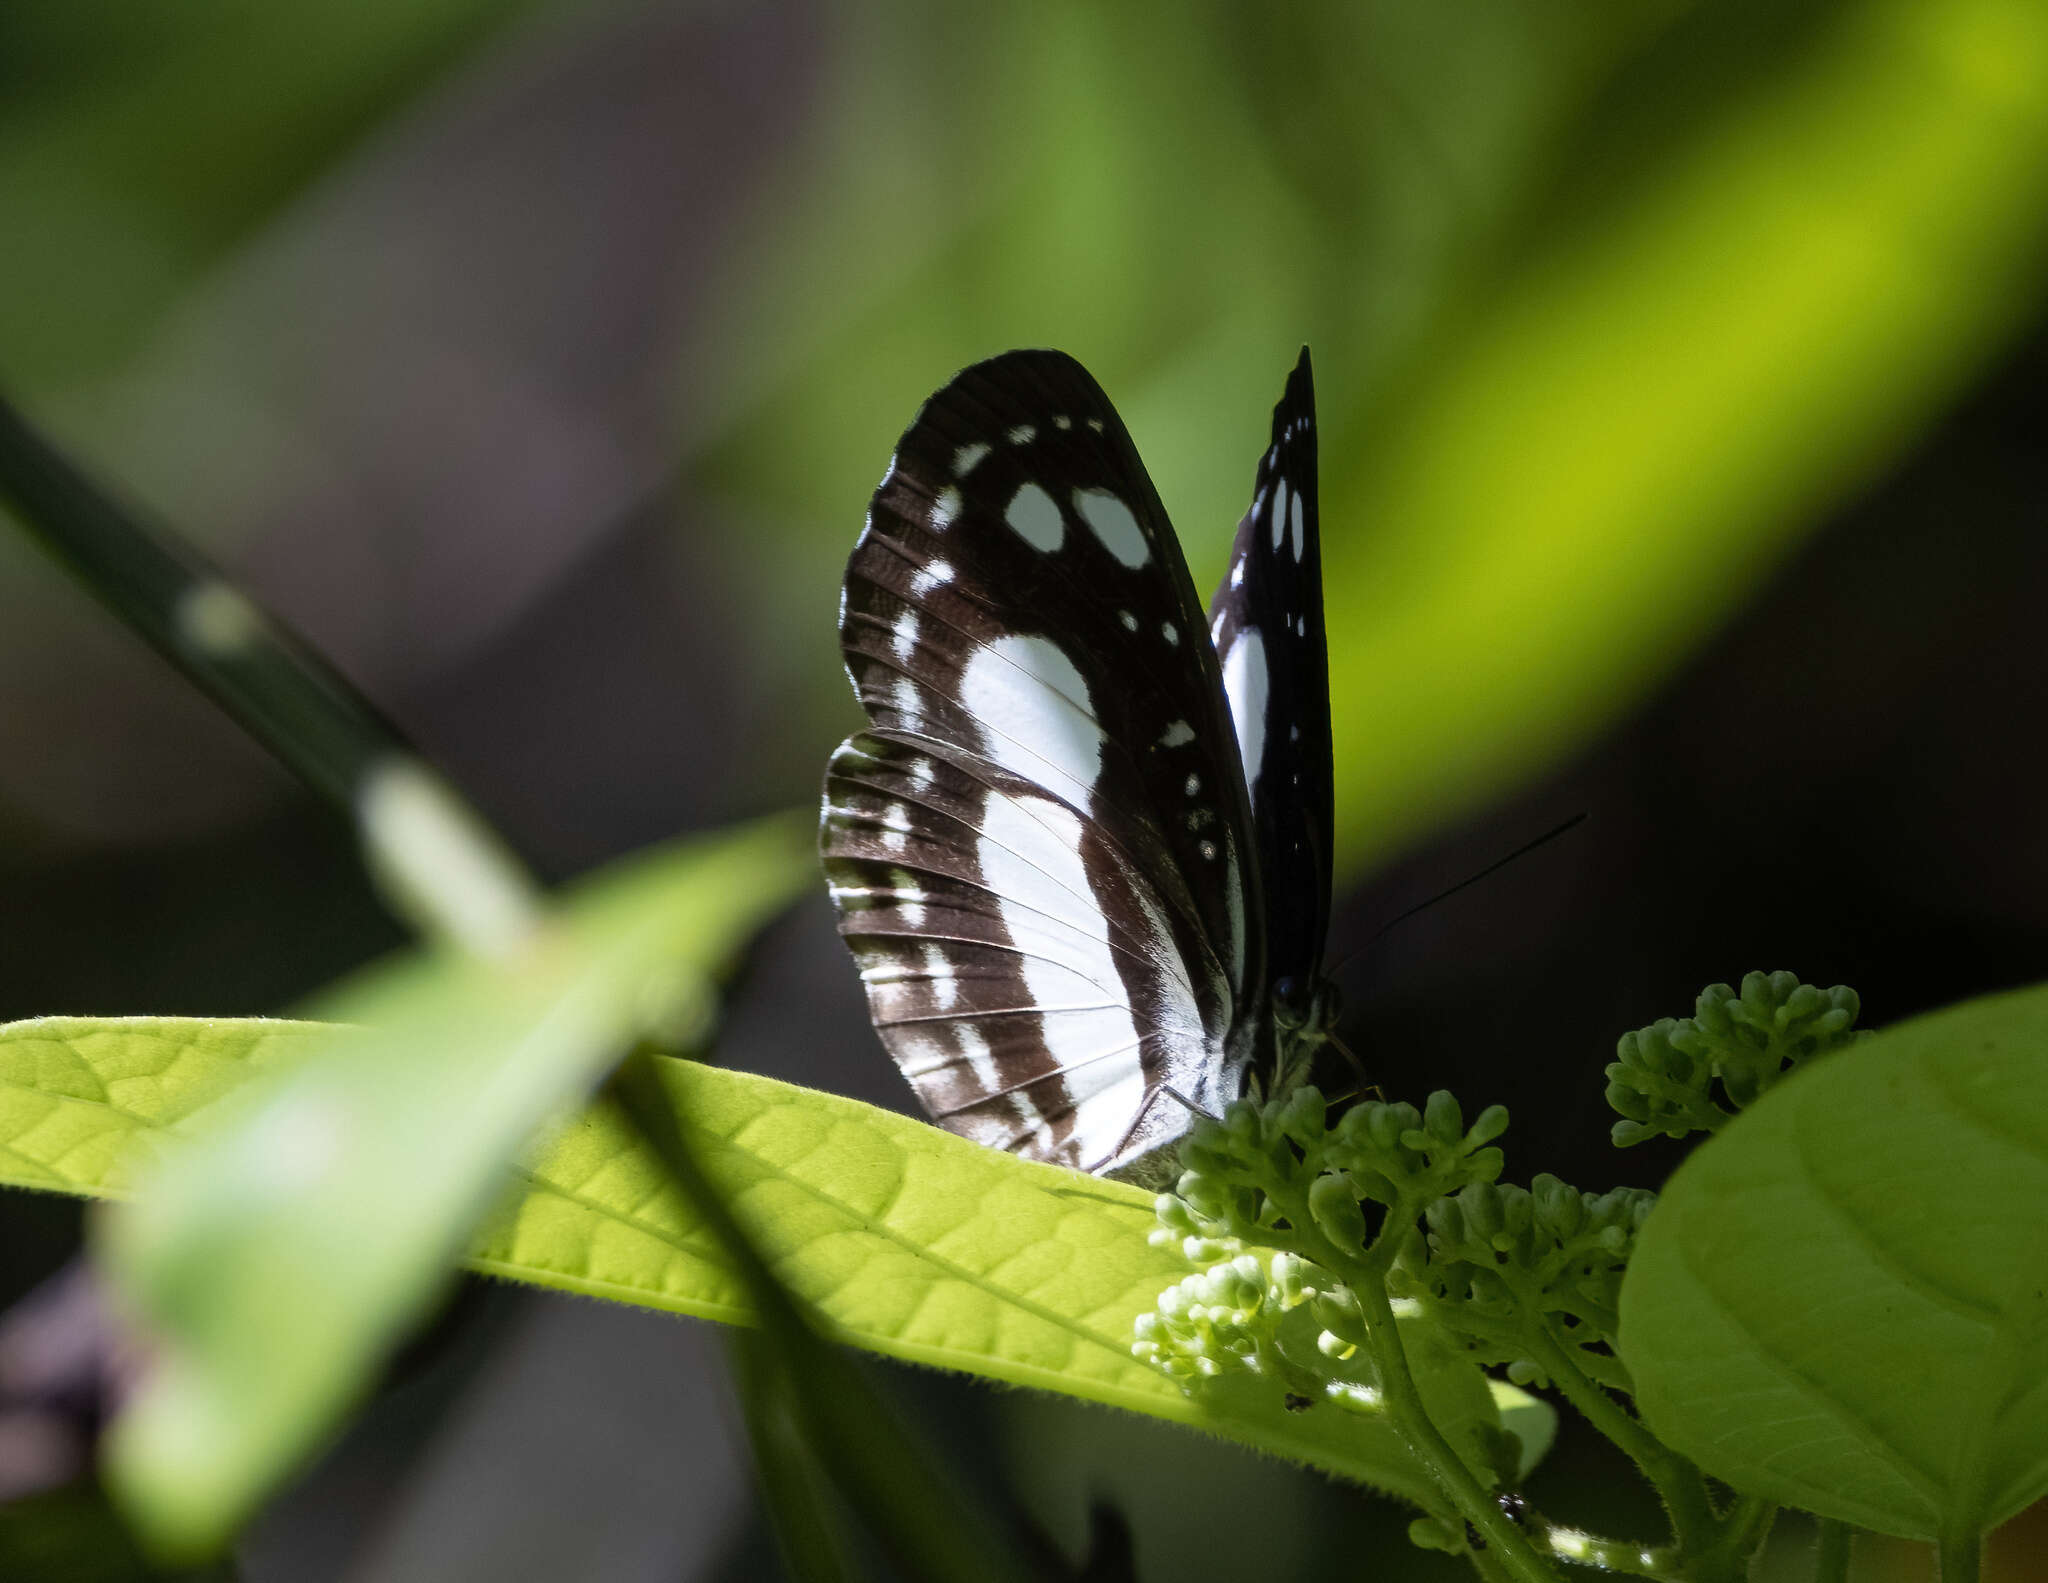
[1271,479,1290,550]
[1008,424,1037,445]
[1159,720,1195,748]
[887,674,923,730]
[923,942,957,1010]
[1119,609,1138,632]
[892,611,920,663]
[932,487,962,529]
[1221,627,1270,796]
[1054,414,1072,430]
[1005,483,1064,552]
[956,1021,1002,1093]
[910,560,954,597]
[1290,489,1305,560]
[891,867,927,927]
[1073,488,1149,568]
[1162,621,1179,647]
[959,634,1104,796]
[1086,416,1105,433]
[952,444,991,477]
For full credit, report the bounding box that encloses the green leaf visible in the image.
[473,1055,1554,1505]
[1619,983,2048,1543]
[2,1010,1554,1520]
[90,815,811,1559]
[0,1017,327,1198]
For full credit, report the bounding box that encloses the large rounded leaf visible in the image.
[1620,985,2048,1541]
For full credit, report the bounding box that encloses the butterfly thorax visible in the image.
[1266,975,1343,1098]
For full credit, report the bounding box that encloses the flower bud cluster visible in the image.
[1130,1247,1335,1395]
[1394,1175,1656,1372]
[1607,971,1861,1145]
[1137,1088,1513,1394]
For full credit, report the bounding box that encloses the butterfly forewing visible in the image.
[1208,347,1333,996]
[822,350,1268,1172]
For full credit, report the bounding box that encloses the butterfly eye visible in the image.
[1274,976,1308,1021]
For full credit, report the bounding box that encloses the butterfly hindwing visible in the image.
[824,731,1224,1161]
[823,350,1270,1172]
[1208,347,1333,999]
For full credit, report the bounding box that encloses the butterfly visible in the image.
[820,348,1336,1184]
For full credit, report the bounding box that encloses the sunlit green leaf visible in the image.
[2,1012,1554,1520]
[1620,984,2048,1543]
[89,816,810,1558]
[473,1055,1552,1503]
[0,1018,325,1199]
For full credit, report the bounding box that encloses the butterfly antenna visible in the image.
[1326,812,1588,983]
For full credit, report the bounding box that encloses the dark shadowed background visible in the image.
[4,2,2046,1578]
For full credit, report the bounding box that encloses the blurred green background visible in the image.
[4,1,2048,1578]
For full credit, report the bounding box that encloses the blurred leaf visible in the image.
[88,815,809,1559]
[1620,984,2048,1543]
[0,0,529,387]
[710,0,2048,877]
[4,1013,1554,1511]
[1324,0,2048,866]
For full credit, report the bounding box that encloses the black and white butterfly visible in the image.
[820,348,1335,1183]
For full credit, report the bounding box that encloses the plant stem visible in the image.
[0,388,541,959]
[1811,1519,1851,1583]
[1347,1273,1560,1582]
[1514,1320,1721,1561]
[1518,1519,1672,1578]
[1937,1525,1980,1583]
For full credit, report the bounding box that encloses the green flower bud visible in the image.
[1533,1174,1581,1237]
[1308,1172,1368,1249]
[1311,1285,1366,1346]
[1316,1327,1358,1362]
[1466,1104,1511,1149]
[1156,1195,1199,1235]
[1462,1182,1504,1242]
[1423,1090,1465,1146]
[1278,1085,1327,1140]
